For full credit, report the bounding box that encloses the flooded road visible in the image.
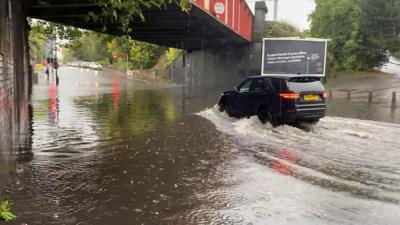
[2,67,400,225]
[198,108,400,224]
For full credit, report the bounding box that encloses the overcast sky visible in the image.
[246,0,316,30]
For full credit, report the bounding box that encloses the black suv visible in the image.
[218,76,327,126]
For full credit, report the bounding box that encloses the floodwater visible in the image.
[1,67,400,225]
[382,56,400,77]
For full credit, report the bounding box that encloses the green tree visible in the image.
[310,0,400,71]
[166,48,182,62]
[66,31,164,70]
[28,26,46,63]
[29,19,81,42]
[92,0,190,32]
[28,19,82,63]
[358,0,400,68]
[69,31,110,62]
[129,41,164,69]
[310,0,363,71]
[61,47,76,64]
[107,36,134,59]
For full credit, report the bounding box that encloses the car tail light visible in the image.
[323,91,328,98]
[279,92,300,100]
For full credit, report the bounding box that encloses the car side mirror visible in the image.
[233,86,238,92]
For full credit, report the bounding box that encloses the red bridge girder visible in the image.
[192,0,253,42]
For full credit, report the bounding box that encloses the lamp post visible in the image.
[273,0,278,21]
[140,55,143,71]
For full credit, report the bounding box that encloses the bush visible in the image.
[0,201,16,222]
[264,21,301,38]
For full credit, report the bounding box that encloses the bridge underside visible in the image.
[27,0,250,50]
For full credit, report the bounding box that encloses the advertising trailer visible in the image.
[261,38,328,77]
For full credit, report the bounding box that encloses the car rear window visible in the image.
[287,77,325,92]
[270,78,286,91]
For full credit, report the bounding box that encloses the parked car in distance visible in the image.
[67,61,103,70]
[218,76,327,127]
[88,62,103,70]
[82,62,91,69]
[75,62,84,68]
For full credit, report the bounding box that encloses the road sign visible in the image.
[261,38,328,77]
[45,39,54,59]
[212,1,225,15]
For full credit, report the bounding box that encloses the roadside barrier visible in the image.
[327,89,398,109]
[392,92,397,108]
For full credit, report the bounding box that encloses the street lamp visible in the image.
[140,55,143,71]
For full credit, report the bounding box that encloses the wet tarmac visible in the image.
[1,67,400,225]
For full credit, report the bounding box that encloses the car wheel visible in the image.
[218,101,226,112]
[258,108,278,127]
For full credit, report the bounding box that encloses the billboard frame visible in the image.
[261,37,329,77]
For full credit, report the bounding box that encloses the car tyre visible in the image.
[218,102,226,112]
[258,108,278,127]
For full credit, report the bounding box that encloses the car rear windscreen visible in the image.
[287,77,325,93]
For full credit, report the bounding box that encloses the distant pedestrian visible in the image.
[45,67,50,80]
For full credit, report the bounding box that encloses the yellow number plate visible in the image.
[303,95,319,101]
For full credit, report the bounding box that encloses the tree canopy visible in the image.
[310,0,400,71]
[29,0,190,40]
[28,19,82,63]
[65,31,164,70]
[28,0,190,66]
[93,0,190,32]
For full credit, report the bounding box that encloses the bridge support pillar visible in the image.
[249,1,268,75]
[0,0,32,194]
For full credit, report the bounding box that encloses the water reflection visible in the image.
[327,98,400,124]
[270,148,297,176]
[112,74,119,112]
[49,84,58,124]
[2,67,231,225]
[75,89,178,139]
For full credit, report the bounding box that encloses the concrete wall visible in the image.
[168,46,251,88]
[0,0,31,194]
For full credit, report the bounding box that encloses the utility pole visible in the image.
[273,0,278,21]
[126,54,129,71]
[140,55,143,71]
